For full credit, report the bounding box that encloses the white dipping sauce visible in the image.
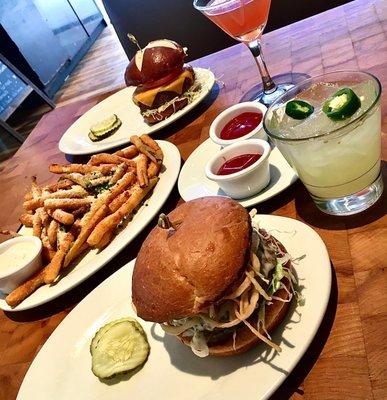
[0,242,36,274]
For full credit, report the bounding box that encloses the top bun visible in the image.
[125,39,186,86]
[132,197,251,322]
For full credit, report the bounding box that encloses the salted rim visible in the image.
[263,70,382,142]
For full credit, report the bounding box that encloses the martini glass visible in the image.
[193,0,307,106]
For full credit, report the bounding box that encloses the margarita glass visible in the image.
[264,71,383,215]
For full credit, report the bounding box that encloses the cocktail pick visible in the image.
[127,33,142,52]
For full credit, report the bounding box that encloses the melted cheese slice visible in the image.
[134,69,193,107]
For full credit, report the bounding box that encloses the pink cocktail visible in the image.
[193,0,306,105]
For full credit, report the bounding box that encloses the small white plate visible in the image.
[178,138,298,207]
[59,68,215,155]
[0,141,181,312]
[17,215,331,400]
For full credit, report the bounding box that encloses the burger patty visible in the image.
[136,76,194,111]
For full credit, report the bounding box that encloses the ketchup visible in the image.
[217,153,261,175]
[220,111,263,140]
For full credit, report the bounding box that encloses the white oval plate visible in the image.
[59,68,215,155]
[17,215,331,400]
[178,138,298,207]
[0,141,181,312]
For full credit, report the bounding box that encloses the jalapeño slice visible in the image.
[323,87,361,121]
[285,100,314,120]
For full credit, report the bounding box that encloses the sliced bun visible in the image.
[132,197,251,322]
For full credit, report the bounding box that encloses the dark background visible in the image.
[102,0,354,61]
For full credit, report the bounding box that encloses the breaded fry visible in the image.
[136,154,149,188]
[44,232,74,284]
[19,213,33,227]
[47,219,59,248]
[95,229,114,249]
[41,235,56,262]
[44,186,89,199]
[32,211,42,237]
[23,198,44,211]
[130,135,160,164]
[37,207,50,228]
[87,172,135,219]
[147,161,161,178]
[44,198,91,210]
[24,191,33,201]
[6,270,45,307]
[87,177,158,246]
[140,134,164,162]
[109,163,128,185]
[48,209,74,225]
[63,205,109,267]
[0,230,21,238]
[49,163,115,175]
[44,179,73,192]
[31,176,42,199]
[89,153,136,169]
[72,206,89,218]
[114,145,138,159]
[108,189,133,213]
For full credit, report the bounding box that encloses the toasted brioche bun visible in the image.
[132,197,251,322]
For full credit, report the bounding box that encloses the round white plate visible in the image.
[59,68,215,155]
[0,141,181,312]
[17,215,331,400]
[178,138,298,207]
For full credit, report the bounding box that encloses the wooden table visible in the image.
[0,0,386,398]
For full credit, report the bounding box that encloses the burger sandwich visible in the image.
[132,197,300,357]
[125,39,198,124]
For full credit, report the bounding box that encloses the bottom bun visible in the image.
[179,282,291,357]
[142,97,188,124]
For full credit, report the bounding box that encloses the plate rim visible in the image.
[58,67,215,155]
[17,214,331,400]
[0,140,181,312]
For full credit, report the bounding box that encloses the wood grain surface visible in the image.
[0,0,386,399]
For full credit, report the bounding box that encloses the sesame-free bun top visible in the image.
[132,197,251,322]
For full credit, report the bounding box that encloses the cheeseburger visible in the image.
[125,39,197,124]
[132,197,300,357]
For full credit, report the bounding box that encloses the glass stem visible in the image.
[247,40,276,93]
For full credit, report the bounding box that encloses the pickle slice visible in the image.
[88,117,122,142]
[88,131,100,142]
[90,114,118,134]
[90,317,150,379]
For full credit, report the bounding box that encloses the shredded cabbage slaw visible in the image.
[160,214,304,357]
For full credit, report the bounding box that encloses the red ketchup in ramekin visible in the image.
[217,153,261,175]
[219,111,263,140]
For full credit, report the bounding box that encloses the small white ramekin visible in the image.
[205,139,271,199]
[0,236,42,294]
[209,102,268,147]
